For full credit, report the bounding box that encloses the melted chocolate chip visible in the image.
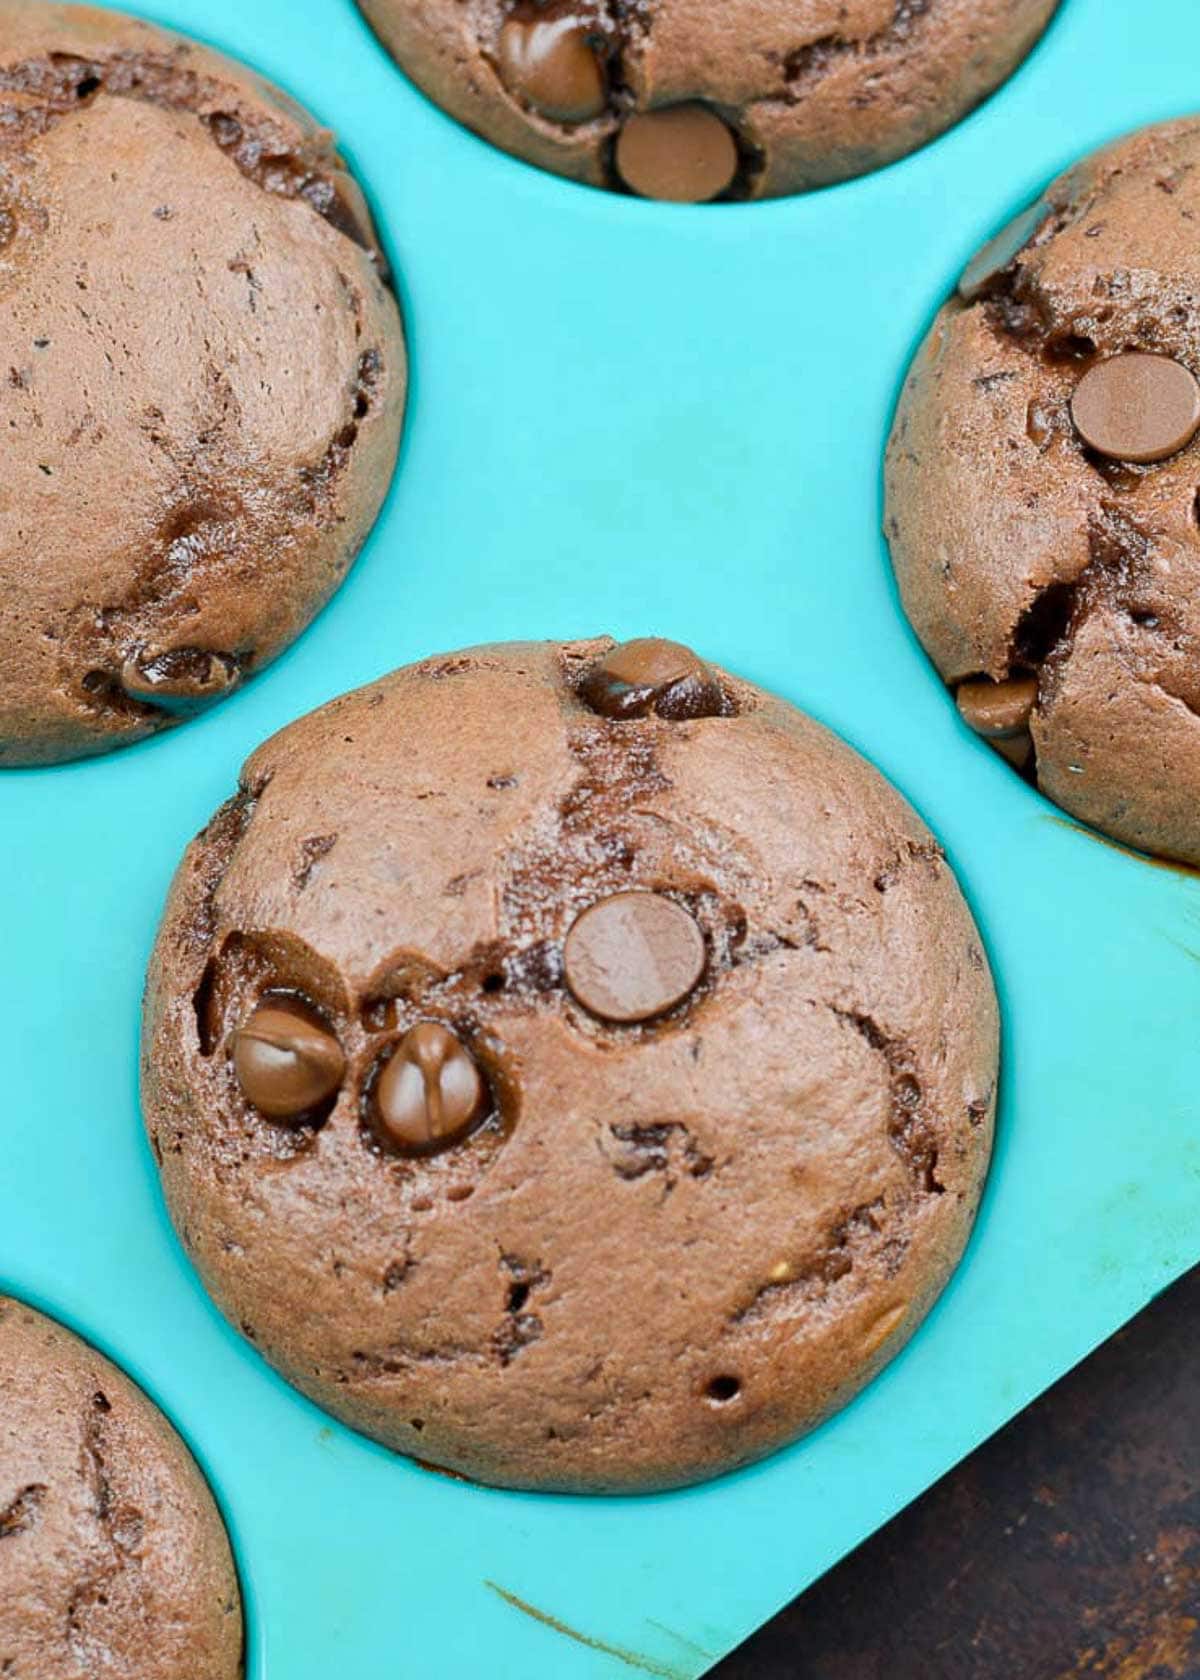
[579,637,725,721]
[232,999,345,1120]
[497,11,608,124]
[372,1023,488,1156]
[119,648,239,713]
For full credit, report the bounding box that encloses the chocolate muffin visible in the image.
[0,1296,241,1679]
[887,119,1200,866]
[355,0,1058,203]
[142,637,998,1493]
[0,2,405,766]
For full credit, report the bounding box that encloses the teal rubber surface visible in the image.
[3,1,1200,1674]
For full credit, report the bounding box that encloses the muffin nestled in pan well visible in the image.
[888,118,1200,865]
[0,1296,242,1680]
[0,2,405,765]
[356,0,1059,202]
[144,637,998,1492]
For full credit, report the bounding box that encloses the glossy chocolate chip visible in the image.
[564,892,706,1024]
[580,637,725,721]
[956,675,1038,739]
[120,648,239,713]
[1070,353,1200,464]
[497,13,607,124]
[373,1023,487,1156]
[615,105,739,204]
[233,1000,345,1120]
[958,197,1050,302]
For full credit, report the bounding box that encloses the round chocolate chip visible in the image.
[233,1000,345,1120]
[614,105,739,204]
[497,13,607,124]
[373,1023,487,1156]
[580,636,725,721]
[955,675,1038,739]
[564,891,706,1024]
[957,197,1050,303]
[1070,352,1200,464]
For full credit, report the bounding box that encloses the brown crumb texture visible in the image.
[0,1,406,766]
[886,117,1200,865]
[142,638,998,1493]
[356,0,1057,199]
[0,1296,242,1679]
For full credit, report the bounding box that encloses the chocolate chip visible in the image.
[579,637,725,721]
[119,648,239,713]
[955,675,1038,739]
[992,733,1033,772]
[232,1000,345,1120]
[1070,352,1200,464]
[615,105,739,204]
[372,1023,487,1156]
[958,197,1050,302]
[497,13,608,124]
[564,892,706,1023]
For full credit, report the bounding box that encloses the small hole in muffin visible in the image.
[1193,489,1200,530]
[76,76,101,98]
[482,971,506,994]
[335,423,358,450]
[1045,331,1096,363]
[1015,582,1077,667]
[705,1375,741,1404]
[93,1391,111,1413]
[354,392,370,420]
[193,959,220,1056]
[361,996,395,1033]
[507,1281,530,1314]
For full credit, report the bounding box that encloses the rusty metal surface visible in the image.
[715,1265,1200,1680]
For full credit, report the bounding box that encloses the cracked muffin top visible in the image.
[142,636,998,1493]
[355,0,1058,203]
[0,2,405,767]
[887,118,1200,866]
[0,1296,242,1680]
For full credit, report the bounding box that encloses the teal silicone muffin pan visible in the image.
[4,0,1200,1674]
